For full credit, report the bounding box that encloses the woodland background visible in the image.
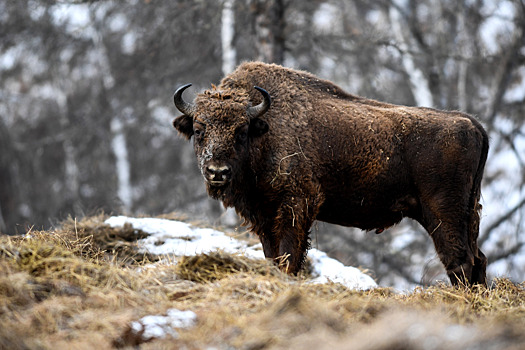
[0,0,524,289]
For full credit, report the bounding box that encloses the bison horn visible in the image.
[247,86,271,119]
[173,83,196,117]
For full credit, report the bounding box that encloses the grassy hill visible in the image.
[0,214,524,349]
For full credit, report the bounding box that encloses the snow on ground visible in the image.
[105,216,377,291]
[130,308,197,341]
[307,249,377,289]
[106,216,377,340]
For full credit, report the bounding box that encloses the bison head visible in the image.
[172,84,271,200]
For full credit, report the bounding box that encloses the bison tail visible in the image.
[467,117,489,285]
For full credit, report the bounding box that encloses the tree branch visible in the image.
[484,5,525,126]
[480,196,525,245]
[487,242,525,264]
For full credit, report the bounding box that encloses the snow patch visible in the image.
[105,216,377,290]
[308,249,377,290]
[105,216,265,259]
[131,308,197,340]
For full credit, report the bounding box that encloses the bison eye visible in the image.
[193,124,205,141]
[236,125,249,144]
[237,131,247,143]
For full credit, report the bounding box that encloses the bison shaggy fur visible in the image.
[172,62,489,286]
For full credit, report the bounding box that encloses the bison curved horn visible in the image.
[247,86,271,119]
[173,83,196,117]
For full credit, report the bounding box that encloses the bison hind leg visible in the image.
[446,261,474,287]
[467,202,488,286]
[420,211,488,287]
[446,250,486,287]
[470,248,488,285]
[417,205,476,286]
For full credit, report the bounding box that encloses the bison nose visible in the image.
[205,165,232,185]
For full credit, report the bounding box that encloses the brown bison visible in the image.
[172,61,488,286]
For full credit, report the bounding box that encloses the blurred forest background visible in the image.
[1,0,524,289]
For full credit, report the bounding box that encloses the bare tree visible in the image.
[250,0,286,64]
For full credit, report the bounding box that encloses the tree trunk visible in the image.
[251,0,285,64]
[0,119,18,234]
[388,3,434,107]
[89,7,132,213]
[110,117,132,213]
[222,0,237,75]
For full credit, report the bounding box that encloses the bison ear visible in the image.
[173,115,194,140]
[249,118,269,137]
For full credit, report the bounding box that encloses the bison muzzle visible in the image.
[172,62,489,286]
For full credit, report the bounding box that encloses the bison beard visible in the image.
[172,61,489,287]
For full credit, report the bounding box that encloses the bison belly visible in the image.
[316,184,420,231]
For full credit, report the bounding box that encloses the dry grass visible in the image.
[174,251,284,283]
[0,214,524,349]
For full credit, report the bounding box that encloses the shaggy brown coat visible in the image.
[173,62,488,286]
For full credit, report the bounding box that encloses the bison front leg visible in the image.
[258,223,279,261]
[272,195,322,274]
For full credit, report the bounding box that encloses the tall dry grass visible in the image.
[0,214,523,349]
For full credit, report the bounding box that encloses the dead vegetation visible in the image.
[0,214,524,349]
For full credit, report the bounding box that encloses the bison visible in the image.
[172,61,488,286]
